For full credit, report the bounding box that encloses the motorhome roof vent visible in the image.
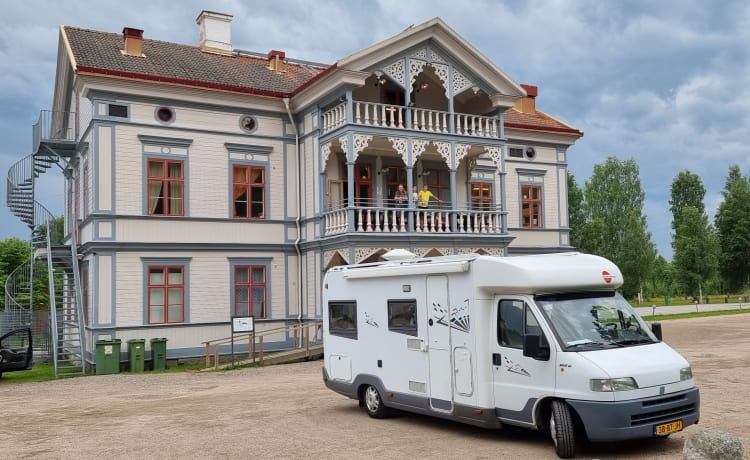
[383,249,416,261]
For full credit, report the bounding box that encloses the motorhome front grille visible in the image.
[409,381,426,393]
[641,394,686,407]
[630,403,696,426]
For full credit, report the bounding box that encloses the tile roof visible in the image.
[63,27,328,97]
[504,108,583,137]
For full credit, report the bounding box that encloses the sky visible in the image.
[1,0,749,260]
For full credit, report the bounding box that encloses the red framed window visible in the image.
[424,168,450,208]
[233,165,265,218]
[148,266,185,324]
[471,182,493,210]
[234,266,266,318]
[342,163,373,206]
[147,159,184,216]
[384,167,407,205]
[521,185,543,228]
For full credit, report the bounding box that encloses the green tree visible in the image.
[714,165,750,291]
[669,171,706,231]
[673,207,718,297]
[0,238,32,309]
[567,172,586,249]
[579,157,657,298]
[644,256,676,298]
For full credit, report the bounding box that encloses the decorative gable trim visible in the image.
[138,135,193,148]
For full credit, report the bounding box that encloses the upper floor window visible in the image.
[471,182,493,210]
[423,168,450,208]
[234,265,266,319]
[148,159,184,216]
[233,165,265,219]
[521,184,542,228]
[148,266,184,324]
[108,104,128,118]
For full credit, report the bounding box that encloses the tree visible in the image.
[672,207,719,297]
[0,238,31,309]
[567,172,586,249]
[714,165,750,291]
[644,256,676,298]
[669,171,706,231]
[579,157,657,298]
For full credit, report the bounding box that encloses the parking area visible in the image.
[1,314,748,459]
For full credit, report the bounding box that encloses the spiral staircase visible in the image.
[4,110,84,377]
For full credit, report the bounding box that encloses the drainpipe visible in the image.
[283,98,303,336]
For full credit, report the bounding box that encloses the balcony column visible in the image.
[406,165,414,232]
[346,160,355,232]
[499,168,508,233]
[449,168,457,231]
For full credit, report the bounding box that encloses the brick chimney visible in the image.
[514,84,538,114]
[122,28,144,57]
[196,10,233,55]
[267,50,286,73]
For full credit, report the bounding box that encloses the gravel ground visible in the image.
[0,315,747,459]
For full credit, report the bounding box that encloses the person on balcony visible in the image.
[393,184,408,208]
[418,184,441,209]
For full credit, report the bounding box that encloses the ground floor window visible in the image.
[234,265,266,318]
[148,266,185,324]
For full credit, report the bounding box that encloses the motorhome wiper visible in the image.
[616,338,655,346]
[566,341,621,350]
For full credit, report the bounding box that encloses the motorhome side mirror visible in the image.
[523,334,550,361]
[651,322,662,341]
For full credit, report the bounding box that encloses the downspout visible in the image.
[283,98,303,332]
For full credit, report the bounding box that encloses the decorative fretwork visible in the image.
[452,68,473,95]
[339,135,349,160]
[355,247,390,264]
[432,63,450,98]
[455,143,471,165]
[409,59,427,88]
[352,134,372,161]
[385,59,406,88]
[484,146,502,169]
[412,247,428,258]
[412,48,428,60]
[412,139,429,165]
[321,142,332,166]
[431,50,447,63]
[387,137,408,164]
[434,141,451,166]
[325,249,349,267]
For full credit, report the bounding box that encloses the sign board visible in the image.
[232,316,254,333]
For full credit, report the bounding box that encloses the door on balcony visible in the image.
[383,167,407,206]
[328,180,346,210]
[470,182,493,210]
[342,163,373,207]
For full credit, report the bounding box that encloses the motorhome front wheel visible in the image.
[550,400,576,458]
[363,385,389,419]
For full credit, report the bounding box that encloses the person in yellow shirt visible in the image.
[417,184,442,208]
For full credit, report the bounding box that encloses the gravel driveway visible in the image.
[1,315,747,459]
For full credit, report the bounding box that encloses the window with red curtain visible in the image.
[234,265,266,318]
[233,165,265,218]
[147,159,184,216]
[521,185,543,228]
[147,266,184,324]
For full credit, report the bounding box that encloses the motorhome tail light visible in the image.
[680,367,693,381]
[590,377,638,392]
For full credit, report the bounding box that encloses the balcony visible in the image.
[322,101,499,138]
[32,110,78,157]
[323,205,505,236]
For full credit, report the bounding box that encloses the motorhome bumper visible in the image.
[565,387,700,441]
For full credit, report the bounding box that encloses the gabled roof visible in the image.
[62,26,328,98]
[504,108,583,136]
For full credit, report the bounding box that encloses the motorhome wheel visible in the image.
[550,400,576,458]
[363,385,389,418]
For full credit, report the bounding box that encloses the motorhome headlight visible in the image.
[680,366,693,381]
[590,377,638,392]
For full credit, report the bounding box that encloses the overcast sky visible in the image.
[1,0,748,260]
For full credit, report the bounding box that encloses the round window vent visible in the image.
[155,107,174,123]
[525,146,536,160]
[240,115,258,133]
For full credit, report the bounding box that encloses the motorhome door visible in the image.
[426,275,453,412]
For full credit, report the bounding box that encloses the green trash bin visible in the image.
[664,295,672,306]
[95,339,122,375]
[127,339,146,373]
[150,338,168,371]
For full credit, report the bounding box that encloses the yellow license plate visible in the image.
[653,420,683,436]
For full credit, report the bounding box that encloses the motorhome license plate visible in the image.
[653,420,683,436]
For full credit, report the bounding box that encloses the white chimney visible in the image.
[196,10,233,55]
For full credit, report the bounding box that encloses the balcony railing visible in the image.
[32,110,77,154]
[324,205,504,236]
[322,101,499,138]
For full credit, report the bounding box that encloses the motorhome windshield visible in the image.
[535,291,658,351]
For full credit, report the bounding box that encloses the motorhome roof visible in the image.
[327,252,623,294]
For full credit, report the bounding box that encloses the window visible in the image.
[509,147,524,158]
[147,159,184,216]
[233,165,265,218]
[470,182,493,210]
[384,167,407,206]
[342,163,373,206]
[497,299,540,348]
[239,115,257,133]
[521,184,542,228]
[329,301,357,339]
[108,104,128,118]
[148,266,184,324]
[423,168,450,207]
[387,300,417,336]
[234,265,266,318]
[155,107,175,124]
[83,164,89,220]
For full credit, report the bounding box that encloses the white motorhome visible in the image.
[322,251,699,458]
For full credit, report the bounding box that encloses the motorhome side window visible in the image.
[387,300,417,336]
[329,301,358,339]
[497,300,541,348]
